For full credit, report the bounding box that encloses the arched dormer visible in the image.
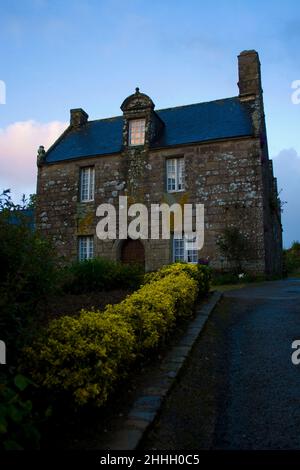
[121,87,154,113]
[121,87,164,148]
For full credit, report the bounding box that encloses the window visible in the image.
[80,166,94,201]
[129,119,145,146]
[166,158,185,192]
[173,234,198,264]
[78,236,94,261]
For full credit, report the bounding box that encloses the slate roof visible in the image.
[45,96,253,163]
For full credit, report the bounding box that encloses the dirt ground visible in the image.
[37,289,131,322]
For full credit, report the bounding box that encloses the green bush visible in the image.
[105,272,198,351]
[24,312,136,407]
[0,372,42,450]
[24,264,202,407]
[62,258,143,294]
[283,241,300,274]
[144,262,211,296]
[211,271,239,285]
[0,191,57,360]
[217,226,250,273]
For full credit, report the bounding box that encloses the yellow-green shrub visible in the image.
[24,265,201,408]
[24,311,135,407]
[105,272,198,351]
[144,262,211,296]
[157,272,199,318]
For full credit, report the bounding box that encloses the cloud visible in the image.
[272,148,300,248]
[0,120,67,200]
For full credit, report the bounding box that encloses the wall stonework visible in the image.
[36,51,283,274]
[36,134,281,273]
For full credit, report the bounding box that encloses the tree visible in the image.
[217,226,249,273]
[0,189,57,361]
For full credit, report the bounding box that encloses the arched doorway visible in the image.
[121,239,145,267]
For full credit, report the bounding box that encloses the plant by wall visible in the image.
[217,226,250,274]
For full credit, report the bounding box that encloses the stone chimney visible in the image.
[238,50,262,100]
[37,145,46,167]
[238,50,267,141]
[70,108,89,128]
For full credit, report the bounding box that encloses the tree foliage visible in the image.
[217,226,250,273]
[0,189,57,359]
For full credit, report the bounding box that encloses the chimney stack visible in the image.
[238,50,262,100]
[70,108,89,128]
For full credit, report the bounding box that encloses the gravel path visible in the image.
[141,278,300,450]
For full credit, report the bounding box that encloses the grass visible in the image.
[211,283,249,292]
[288,269,300,279]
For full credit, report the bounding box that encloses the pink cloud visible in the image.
[0,120,67,199]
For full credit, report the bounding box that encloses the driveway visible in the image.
[141,278,300,450]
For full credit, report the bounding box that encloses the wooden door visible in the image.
[121,239,145,266]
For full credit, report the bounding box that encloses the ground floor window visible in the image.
[78,235,94,261]
[173,235,198,263]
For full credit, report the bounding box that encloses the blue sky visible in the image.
[0,0,299,247]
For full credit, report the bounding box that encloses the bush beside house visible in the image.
[24,263,211,407]
[283,241,300,275]
[62,258,143,294]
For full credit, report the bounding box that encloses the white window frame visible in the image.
[166,158,185,192]
[129,119,146,146]
[78,236,94,262]
[173,234,198,264]
[80,166,95,202]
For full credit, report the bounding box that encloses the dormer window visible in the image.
[129,119,145,146]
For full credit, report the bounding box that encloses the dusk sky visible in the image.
[0,0,299,247]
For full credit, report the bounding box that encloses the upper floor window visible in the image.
[78,235,94,261]
[166,157,185,192]
[129,119,145,146]
[80,166,94,202]
[173,234,198,264]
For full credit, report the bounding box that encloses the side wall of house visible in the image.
[237,49,283,275]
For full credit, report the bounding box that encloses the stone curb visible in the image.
[107,291,223,450]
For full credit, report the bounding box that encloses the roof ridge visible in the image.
[156,96,239,113]
[87,96,239,124]
[88,115,122,124]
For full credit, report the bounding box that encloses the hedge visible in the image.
[105,272,198,351]
[144,262,212,296]
[24,312,135,407]
[24,263,211,407]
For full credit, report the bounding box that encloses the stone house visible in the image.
[36,50,282,274]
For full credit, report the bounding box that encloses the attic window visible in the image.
[129,119,145,146]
